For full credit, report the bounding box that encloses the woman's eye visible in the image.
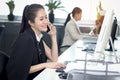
[40,18,43,21]
[40,16,47,21]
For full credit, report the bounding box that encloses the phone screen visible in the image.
[47,26,50,33]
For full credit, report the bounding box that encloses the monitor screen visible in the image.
[79,26,91,34]
[94,10,114,60]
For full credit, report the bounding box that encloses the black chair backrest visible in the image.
[0,23,21,55]
[0,51,10,80]
[111,17,117,39]
[0,27,4,35]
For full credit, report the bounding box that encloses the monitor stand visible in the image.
[109,37,119,63]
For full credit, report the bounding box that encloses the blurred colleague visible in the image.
[6,4,65,80]
[94,8,105,35]
[95,15,104,34]
[60,7,82,53]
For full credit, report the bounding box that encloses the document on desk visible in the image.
[65,61,105,72]
[65,61,120,76]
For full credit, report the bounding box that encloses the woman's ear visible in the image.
[28,20,34,27]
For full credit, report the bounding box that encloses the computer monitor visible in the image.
[78,26,91,34]
[94,10,114,60]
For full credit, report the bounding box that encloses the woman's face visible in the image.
[77,12,82,21]
[30,9,49,34]
[74,12,82,21]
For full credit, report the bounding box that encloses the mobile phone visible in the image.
[47,26,50,33]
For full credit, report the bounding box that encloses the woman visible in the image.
[61,7,82,53]
[95,15,104,34]
[6,4,65,80]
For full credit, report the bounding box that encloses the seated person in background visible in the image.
[94,9,105,35]
[6,4,65,80]
[94,1,105,35]
[94,15,104,34]
[60,7,82,53]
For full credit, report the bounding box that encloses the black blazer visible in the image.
[6,27,47,80]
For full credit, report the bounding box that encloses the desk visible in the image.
[34,40,120,80]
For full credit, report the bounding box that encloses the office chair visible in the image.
[58,26,71,55]
[0,50,10,80]
[106,17,118,51]
[0,23,21,55]
[0,26,4,35]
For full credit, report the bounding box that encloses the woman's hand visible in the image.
[29,62,66,73]
[45,62,66,69]
[47,23,56,37]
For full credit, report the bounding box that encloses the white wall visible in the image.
[0,0,120,21]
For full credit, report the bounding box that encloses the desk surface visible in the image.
[34,40,120,80]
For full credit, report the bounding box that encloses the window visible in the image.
[0,0,119,20]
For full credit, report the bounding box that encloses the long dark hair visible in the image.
[20,4,44,33]
[64,7,82,27]
[64,13,71,26]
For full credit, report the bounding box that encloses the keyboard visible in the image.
[82,36,98,44]
[82,43,96,51]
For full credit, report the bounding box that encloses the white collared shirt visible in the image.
[35,33,43,42]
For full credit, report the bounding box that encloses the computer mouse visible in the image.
[58,72,68,79]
